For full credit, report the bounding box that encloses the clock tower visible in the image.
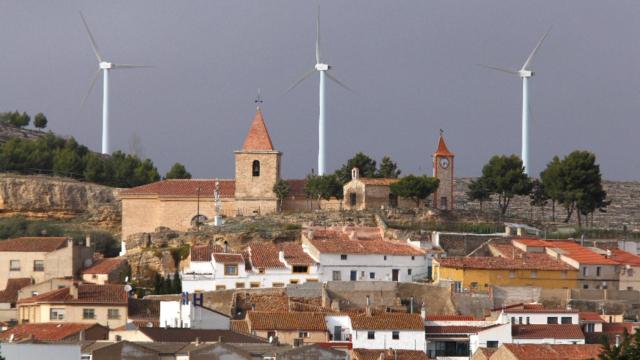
[432,132,454,210]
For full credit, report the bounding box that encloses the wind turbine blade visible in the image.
[113,64,154,69]
[477,64,519,75]
[79,12,104,62]
[81,69,101,108]
[521,27,552,70]
[284,68,316,95]
[325,71,355,93]
[316,4,321,63]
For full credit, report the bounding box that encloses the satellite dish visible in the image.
[124,284,133,293]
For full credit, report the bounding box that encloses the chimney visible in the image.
[349,231,357,241]
[365,295,372,316]
[278,250,285,264]
[216,336,222,343]
[410,296,414,313]
[79,329,85,341]
[85,235,91,248]
[67,238,74,248]
[69,284,79,299]
[420,303,427,320]
[308,230,314,240]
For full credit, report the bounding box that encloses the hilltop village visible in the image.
[0,106,637,360]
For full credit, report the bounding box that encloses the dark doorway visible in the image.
[349,193,357,206]
[389,193,398,208]
[392,269,399,281]
[350,270,357,281]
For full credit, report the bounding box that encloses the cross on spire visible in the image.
[254,88,263,108]
[440,129,444,136]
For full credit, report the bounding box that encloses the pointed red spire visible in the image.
[434,134,454,157]
[242,108,274,151]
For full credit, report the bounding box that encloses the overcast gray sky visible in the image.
[0,1,638,180]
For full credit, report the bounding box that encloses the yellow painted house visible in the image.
[433,244,578,291]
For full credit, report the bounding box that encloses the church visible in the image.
[119,107,454,238]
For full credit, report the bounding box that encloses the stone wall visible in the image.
[454,178,640,230]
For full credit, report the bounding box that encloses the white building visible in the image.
[302,226,429,282]
[349,312,426,352]
[498,306,580,325]
[181,242,320,292]
[159,294,230,329]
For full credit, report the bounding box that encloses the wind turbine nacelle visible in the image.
[99,62,113,70]
[315,63,330,71]
[518,69,533,78]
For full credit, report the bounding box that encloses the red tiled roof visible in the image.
[190,244,224,262]
[0,237,68,252]
[230,319,250,334]
[357,178,399,186]
[280,242,315,265]
[435,255,574,271]
[546,241,618,265]
[0,323,104,341]
[120,179,235,197]
[137,327,266,343]
[352,349,431,360]
[212,253,244,264]
[350,313,424,330]
[476,348,498,358]
[247,311,327,331]
[242,109,274,151]
[610,249,640,266]
[0,278,32,303]
[502,344,603,360]
[425,314,476,321]
[579,312,605,322]
[248,243,285,268]
[513,239,550,247]
[18,284,127,305]
[307,228,424,256]
[512,324,584,339]
[602,322,640,334]
[82,257,127,275]
[425,325,491,334]
[433,134,454,157]
[505,308,578,314]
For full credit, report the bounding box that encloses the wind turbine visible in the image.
[285,7,353,176]
[481,28,551,174]
[79,12,150,155]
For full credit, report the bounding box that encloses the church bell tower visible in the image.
[432,132,454,210]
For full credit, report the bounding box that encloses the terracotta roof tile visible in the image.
[0,323,105,341]
[505,308,578,314]
[425,325,491,334]
[212,253,244,263]
[433,134,454,157]
[358,178,400,186]
[120,179,235,197]
[138,327,266,343]
[436,255,574,271]
[82,257,127,275]
[610,249,640,266]
[280,242,315,265]
[18,284,127,305]
[351,313,424,330]
[516,239,618,265]
[579,312,605,322]
[190,244,224,262]
[476,348,498,358]
[602,322,640,334]
[502,344,603,360]
[247,311,327,331]
[0,237,69,252]
[512,324,584,339]
[248,243,285,269]
[236,293,289,312]
[425,314,476,321]
[307,227,424,256]
[242,109,275,151]
[230,319,250,334]
[0,278,31,303]
[352,349,431,360]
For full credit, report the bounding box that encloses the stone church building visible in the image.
[119,107,454,238]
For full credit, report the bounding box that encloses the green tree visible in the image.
[304,174,342,209]
[334,152,378,184]
[272,179,291,212]
[83,153,106,183]
[165,162,192,179]
[33,113,48,129]
[540,156,563,222]
[173,270,182,293]
[467,177,492,212]
[529,179,549,221]
[0,111,30,128]
[53,147,83,177]
[478,155,532,215]
[377,156,401,178]
[153,273,162,295]
[390,175,440,207]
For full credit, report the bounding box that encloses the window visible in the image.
[108,309,120,319]
[252,160,260,177]
[298,331,309,338]
[340,254,348,260]
[272,282,284,288]
[9,260,20,271]
[369,272,375,279]
[292,266,308,273]
[547,317,558,324]
[384,256,387,261]
[596,267,602,277]
[583,267,588,276]
[561,316,572,324]
[31,291,39,297]
[250,282,260,288]
[487,341,499,348]
[289,279,299,284]
[258,268,265,274]
[511,317,516,324]
[408,269,412,275]
[367,331,375,340]
[586,323,595,333]
[267,331,276,339]
[224,264,238,276]
[530,271,537,279]
[216,285,226,290]
[92,274,97,279]
[470,282,478,289]
[332,271,341,281]
[526,317,530,324]
[583,284,589,289]
[306,278,319,282]
[411,256,415,260]
[519,317,523,324]
[392,331,400,340]
[50,308,65,320]
[81,355,91,360]
[235,282,245,288]
[389,193,398,208]
[33,260,44,272]
[509,271,516,279]
[83,308,96,319]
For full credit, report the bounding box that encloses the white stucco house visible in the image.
[159,294,230,329]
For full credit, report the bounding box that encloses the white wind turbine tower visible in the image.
[481,28,551,174]
[79,12,150,155]
[285,7,353,176]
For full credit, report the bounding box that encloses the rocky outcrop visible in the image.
[0,124,45,145]
[0,174,120,227]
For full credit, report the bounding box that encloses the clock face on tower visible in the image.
[439,157,450,169]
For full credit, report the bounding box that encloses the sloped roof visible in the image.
[433,134,454,157]
[435,255,574,271]
[213,253,244,264]
[230,320,250,334]
[516,239,618,265]
[511,324,584,339]
[357,178,399,186]
[247,311,327,331]
[502,344,603,360]
[0,323,104,341]
[0,237,68,252]
[138,327,266,343]
[425,325,492,334]
[352,349,432,360]
[306,228,424,256]
[579,312,605,323]
[18,284,127,305]
[350,313,424,330]
[248,242,315,269]
[119,179,235,197]
[82,257,127,275]
[0,278,32,303]
[242,109,275,151]
[610,249,640,266]
[425,314,476,321]
[190,244,224,262]
[505,308,578,314]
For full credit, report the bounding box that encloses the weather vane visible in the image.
[440,129,444,136]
